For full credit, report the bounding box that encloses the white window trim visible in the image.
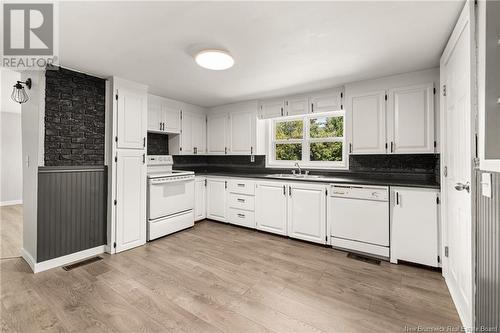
[266,111,348,170]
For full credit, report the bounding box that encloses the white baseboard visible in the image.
[23,245,106,273]
[0,200,22,207]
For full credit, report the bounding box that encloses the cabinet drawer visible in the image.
[227,179,255,195]
[228,208,255,229]
[229,193,255,211]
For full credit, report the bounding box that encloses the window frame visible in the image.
[267,111,348,169]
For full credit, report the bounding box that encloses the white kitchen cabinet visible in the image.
[206,178,227,221]
[288,183,327,244]
[207,113,228,154]
[191,113,206,154]
[228,110,256,155]
[115,149,146,252]
[310,88,343,113]
[387,83,435,153]
[259,98,285,119]
[147,94,180,134]
[180,111,194,154]
[255,181,288,235]
[116,87,147,149]
[194,177,206,221]
[390,187,439,267]
[349,90,387,154]
[285,95,309,116]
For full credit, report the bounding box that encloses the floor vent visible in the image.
[62,256,103,271]
[347,253,381,265]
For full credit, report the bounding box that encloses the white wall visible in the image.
[0,69,23,206]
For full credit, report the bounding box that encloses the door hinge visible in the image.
[340,104,343,110]
[444,246,449,258]
[143,153,145,164]
[325,235,328,242]
[442,85,447,97]
[114,156,117,162]
[115,94,118,101]
[385,94,388,101]
[113,199,117,205]
[340,92,343,99]
[115,136,118,142]
[204,179,207,187]
[437,255,441,263]
[180,110,183,120]
[436,196,440,205]
[433,87,436,95]
[113,242,116,249]
[325,189,328,196]
[444,166,448,177]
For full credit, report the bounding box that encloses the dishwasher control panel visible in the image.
[330,184,389,201]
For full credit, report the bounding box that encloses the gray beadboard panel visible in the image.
[37,166,107,262]
[476,171,500,328]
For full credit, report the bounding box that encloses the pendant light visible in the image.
[11,78,32,104]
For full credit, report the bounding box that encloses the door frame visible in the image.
[439,0,477,328]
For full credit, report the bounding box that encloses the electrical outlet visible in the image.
[250,155,255,163]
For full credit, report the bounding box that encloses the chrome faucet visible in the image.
[294,162,302,175]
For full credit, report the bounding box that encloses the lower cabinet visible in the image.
[390,187,440,267]
[255,181,288,235]
[206,178,227,221]
[194,177,206,221]
[288,183,327,244]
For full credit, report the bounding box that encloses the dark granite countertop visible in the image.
[185,169,440,189]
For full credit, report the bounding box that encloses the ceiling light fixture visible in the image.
[11,78,32,104]
[195,49,234,70]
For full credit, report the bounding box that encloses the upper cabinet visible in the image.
[207,112,228,154]
[347,72,437,155]
[168,103,207,155]
[387,83,435,154]
[147,94,180,134]
[116,85,147,150]
[228,110,256,154]
[259,87,343,119]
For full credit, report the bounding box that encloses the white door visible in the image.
[194,178,206,221]
[310,91,342,113]
[117,88,146,149]
[181,111,193,155]
[259,98,284,119]
[288,184,326,244]
[206,178,227,221]
[255,182,287,235]
[387,83,435,153]
[147,96,163,132]
[285,96,309,116]
[207,113,227,154]
[115,150,146,252]
[191,113,206,154]
[162,104,180,134]
[391,187,439,267]
[440,2,474,327]
[350,90,387,154]
[228,111,255,154]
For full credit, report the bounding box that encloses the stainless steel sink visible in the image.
[265,173,323,180]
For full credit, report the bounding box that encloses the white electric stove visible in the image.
[146,155,195,241]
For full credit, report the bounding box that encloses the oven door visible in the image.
[148,178,194,220]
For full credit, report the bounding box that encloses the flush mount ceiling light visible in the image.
[195,49,234,70]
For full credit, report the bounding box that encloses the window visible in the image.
[269,111,347,169]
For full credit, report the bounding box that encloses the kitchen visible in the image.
[1,1,499,332]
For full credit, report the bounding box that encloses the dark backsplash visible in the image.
[44,67,105,166]
[173,154,439,178]
[147,133,169,155]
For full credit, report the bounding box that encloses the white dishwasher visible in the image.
[329,184,390,258]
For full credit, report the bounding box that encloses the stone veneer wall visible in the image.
[44,67,105,166]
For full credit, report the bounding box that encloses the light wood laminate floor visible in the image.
[1,218,461,332]
[0,205,22,259]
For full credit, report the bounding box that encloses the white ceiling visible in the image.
[59,1,464,107]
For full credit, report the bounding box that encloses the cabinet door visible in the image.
[350,91,387,154]
[162,104,181,134]
[115,150,146,252]
[180,111,193,155]
[285,96,309,116]
[194,178,206,221]
[310,90,342,113]
[206,178,227,221]
[228,111,255,154]
[288,184,326,244]
[259,98,284,119]
[147,97,163,132]
[192,113,206,154]
[387,83,434,153]
[117,88,147,149]
[391,187,439,267]
[255,182,287,235]
[207,113,227,154]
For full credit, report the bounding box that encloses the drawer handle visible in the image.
[237,184,245,187]
[237,198,245,203]
[237,213,245,218]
